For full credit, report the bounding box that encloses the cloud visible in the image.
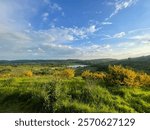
[36,25,97,43]
[117,42,136,50]
[101,22,112,25]
[0,25,31,44]
[113,32,126,38]
[102,32,126,40]
[87,25,97,33]
[96,11,102,14]
[106,0,138,20]
[0,21,98,59]
[128,29,150,44]
[66,25,98,39]
[74,44,113,59]
[105,1,114,6]
[44,0,62,12]
[130,34,150,40]
[0,0,100,59]
[76,41,150,59]
[0,0,149,60]
[42,12,49,21]
[128,27,150,34]
[129,34,150,45]
[102,0,138,28]
[116,43,150,59]
[50,3,62,11]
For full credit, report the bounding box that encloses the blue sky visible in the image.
[0,0,150,60]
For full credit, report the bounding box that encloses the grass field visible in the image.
[0,64,150,113]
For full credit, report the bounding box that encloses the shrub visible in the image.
[82,65,150,87]
[137,72,150,86]
[62,68,75,78]
[92,72,106,80]
[81,70,106,80]
[81,70,92,79]
[106,65,139,87]
[24,71,33,77]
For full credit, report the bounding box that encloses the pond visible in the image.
[67,65,88,68]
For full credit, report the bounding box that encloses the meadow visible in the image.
[0,58,150,113]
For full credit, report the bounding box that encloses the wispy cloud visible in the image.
[74,43,113,59]
[44,0,62,12]
[129,34,150,45]
[130,34,150,41]
[42,12,49,21]
[49,3,62,12]
[102,32,126,40]
[43,0,64,19]
[128,27,150,34]
[113,32,126,38]
[101,22,112,25]
[106,0,138,20]
[116,41,150,59]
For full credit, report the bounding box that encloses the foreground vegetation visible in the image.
[0,62,150,113]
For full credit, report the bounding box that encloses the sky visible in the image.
[0,0,150,60]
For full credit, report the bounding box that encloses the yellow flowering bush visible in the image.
[106,65,150,87]
[62,68,75,78]
[24,70,33,77]
[81,70,92,79]
[81,70,106,80]
[137,72,150,86]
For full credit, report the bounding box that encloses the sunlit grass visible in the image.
[0,65,150,113]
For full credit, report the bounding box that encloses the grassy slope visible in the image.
[0,77,150,113]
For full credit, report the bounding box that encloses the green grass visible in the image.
[0,65,150,113]
[0,77,149,113]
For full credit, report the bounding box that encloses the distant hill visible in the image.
[89,55,150,74]
[0,58,117,65]
[110,55,150,74]
[0,55,150,73]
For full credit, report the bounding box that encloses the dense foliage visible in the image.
[106,65,150,87]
